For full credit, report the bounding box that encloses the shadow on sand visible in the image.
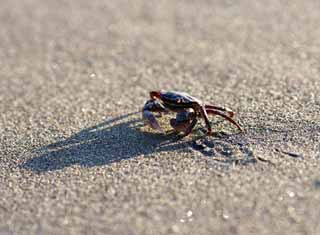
[21,112,195,173]
[20,111,265,173]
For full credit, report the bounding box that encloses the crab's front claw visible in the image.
[143,110,164,133]
[170,119,190,133]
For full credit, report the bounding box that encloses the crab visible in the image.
[142,90,243,136]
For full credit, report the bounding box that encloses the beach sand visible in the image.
[1,1,320,234]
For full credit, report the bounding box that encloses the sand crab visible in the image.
[143,90,243,136]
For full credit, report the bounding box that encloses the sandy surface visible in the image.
[1,0,320,234]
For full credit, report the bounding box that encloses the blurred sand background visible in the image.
[1,0,320,234]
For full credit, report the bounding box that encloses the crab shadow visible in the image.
[21,111,260,173]
[20,112,197,173]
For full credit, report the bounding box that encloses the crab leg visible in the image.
[205,105,235,118]
[206,108,243,132]
[199,106,212,134]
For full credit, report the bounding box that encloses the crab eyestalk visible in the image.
[150,91,161,100]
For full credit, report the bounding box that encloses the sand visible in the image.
[1,0,320,234]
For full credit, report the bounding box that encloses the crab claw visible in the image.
[170,119,190,133]
[143,110,164,133]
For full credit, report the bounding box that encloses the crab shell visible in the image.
[150,90,203,110]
